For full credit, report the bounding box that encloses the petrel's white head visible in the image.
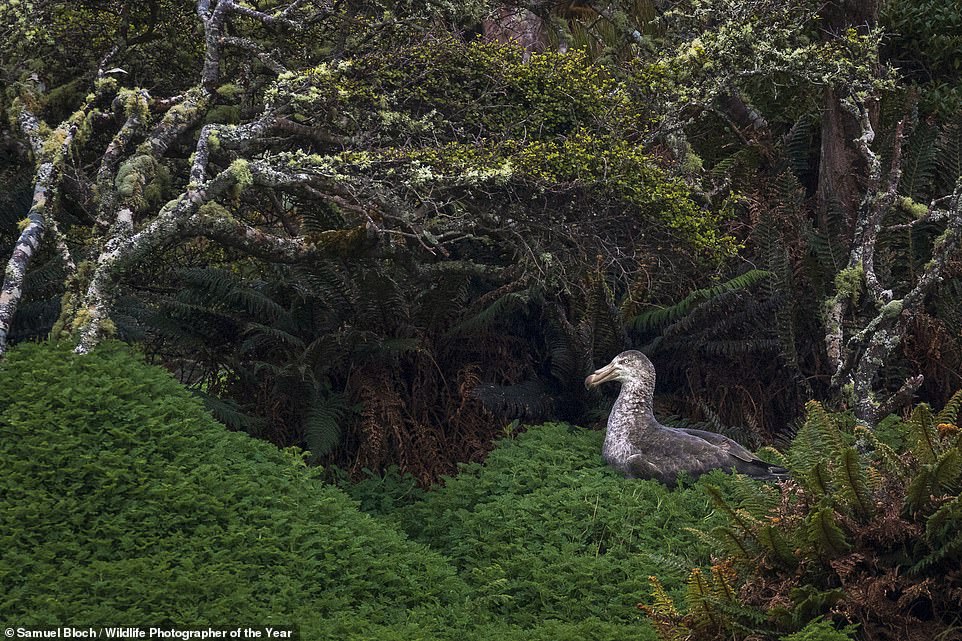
[584,350,655,389]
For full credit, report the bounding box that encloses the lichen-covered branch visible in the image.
[0,97,99,355]
[0,164,53,353]
[826,101,962,423]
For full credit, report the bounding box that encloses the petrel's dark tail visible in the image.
[739,459,790,481]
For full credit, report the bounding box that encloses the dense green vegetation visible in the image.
[0,341,722,639]
[3,0,962,638]
[0,342,470,636]
[6,341,955,639]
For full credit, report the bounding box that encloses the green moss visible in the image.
[197,201,232,219]
[215,83,244,100]
[118,88,149,120]
[114,154,158,207]
[898,196,928,219]
[880,299,903,318]
[204,105,241,125]
[229,158,253,187]
[834,264,865,304]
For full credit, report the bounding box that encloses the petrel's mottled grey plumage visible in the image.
[584,350,788,486]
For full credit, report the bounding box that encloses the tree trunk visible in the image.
[816,1,880,227]
[482,6,547,60]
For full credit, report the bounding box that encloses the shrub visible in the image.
[643,397,962,641]
[0,342,467,632]
[387,424,741,633]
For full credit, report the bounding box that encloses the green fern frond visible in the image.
[630,270,772,332]
[854,425,907,479]
[304,392,349,458]
[195,390,267,433]
[683,526,728,553]
[241,323,306,353]
[785,113,816,181]
[905,468,936,514]
[805,504,850,557]
[757,524,798,569]
[704,484,758,542]
[931,448,962,492]
[178,268,286,320]
[914,494,962,572]
[757,446,789,469]
[301,199,346,232]
[908,403,941,463]
[642,575,691,641]
[803,462,833,499]
[935,390,962,426]
[447,290,529,336]
[708,525,753,558]
[646,575,681,619]
[899,122,938,198]
[729,473,780,518]
[935,114,962,194]
[834,447,874,518]
[924,494,962,545]
[22,256,65,297]
[686,567,724,631]
[806,401,846,458]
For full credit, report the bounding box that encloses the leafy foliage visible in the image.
[379,424,742,628]
[0,340,760,640]
[644,397,962,641]
[0,341,470,633]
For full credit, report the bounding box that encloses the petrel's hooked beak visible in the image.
[584,362,619,389]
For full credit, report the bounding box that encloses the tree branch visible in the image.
[0,164,54,353]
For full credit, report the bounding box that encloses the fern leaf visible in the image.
[729,473,779,518]
[806,401,846,458]
[806,505,851,557]
[757,446,789,468]
[447,291,529,336]
[646,575,681,619]
[834,447,874,519]
[931,448,962,493]
[785,113,816,181]
[196,391,266,434]
[854,425,907,479]
[641,576,690,641]
[899,122,938,198]
[630,270,772,332]
[935,390,962,426]
[704,484,758,543]
[908,403,941,463]
[905,468,936,514]
[757,524,798,569]
[304,392,349,457]
[914,495,962,572]
[686,567,723,632]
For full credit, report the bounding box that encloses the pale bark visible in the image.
[0,0,320,356]
[0,100,93,354]
[0,164,53,352]
[824,98,962,425]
